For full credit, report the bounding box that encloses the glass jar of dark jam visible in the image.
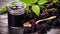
[7,2,26,27]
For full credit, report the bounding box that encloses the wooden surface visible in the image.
[0,0,13,26]
[0,26,60,34]
[0,26,38,34]
[0,14,8,26]
[0,0,12,10]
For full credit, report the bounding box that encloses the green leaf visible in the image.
[38,0,48,5]
[26,6,30,13]
[11,2,17,5]
[10,2,19,6]
[32,5,40,17]
[20,0,38,6]
[26,6,29,11]
[0,7,7,14]
[52,0,58,3]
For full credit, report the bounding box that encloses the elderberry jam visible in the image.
[7,2,26,27]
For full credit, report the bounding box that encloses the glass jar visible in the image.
[7,2,26,27]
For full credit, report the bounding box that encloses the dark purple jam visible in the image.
[8,6,26,27]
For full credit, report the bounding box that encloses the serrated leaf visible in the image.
[0,7,7,14]
[20,0,38,6]
[32,5,40,17]
[38,0,48,5]
[52,0,58,3]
